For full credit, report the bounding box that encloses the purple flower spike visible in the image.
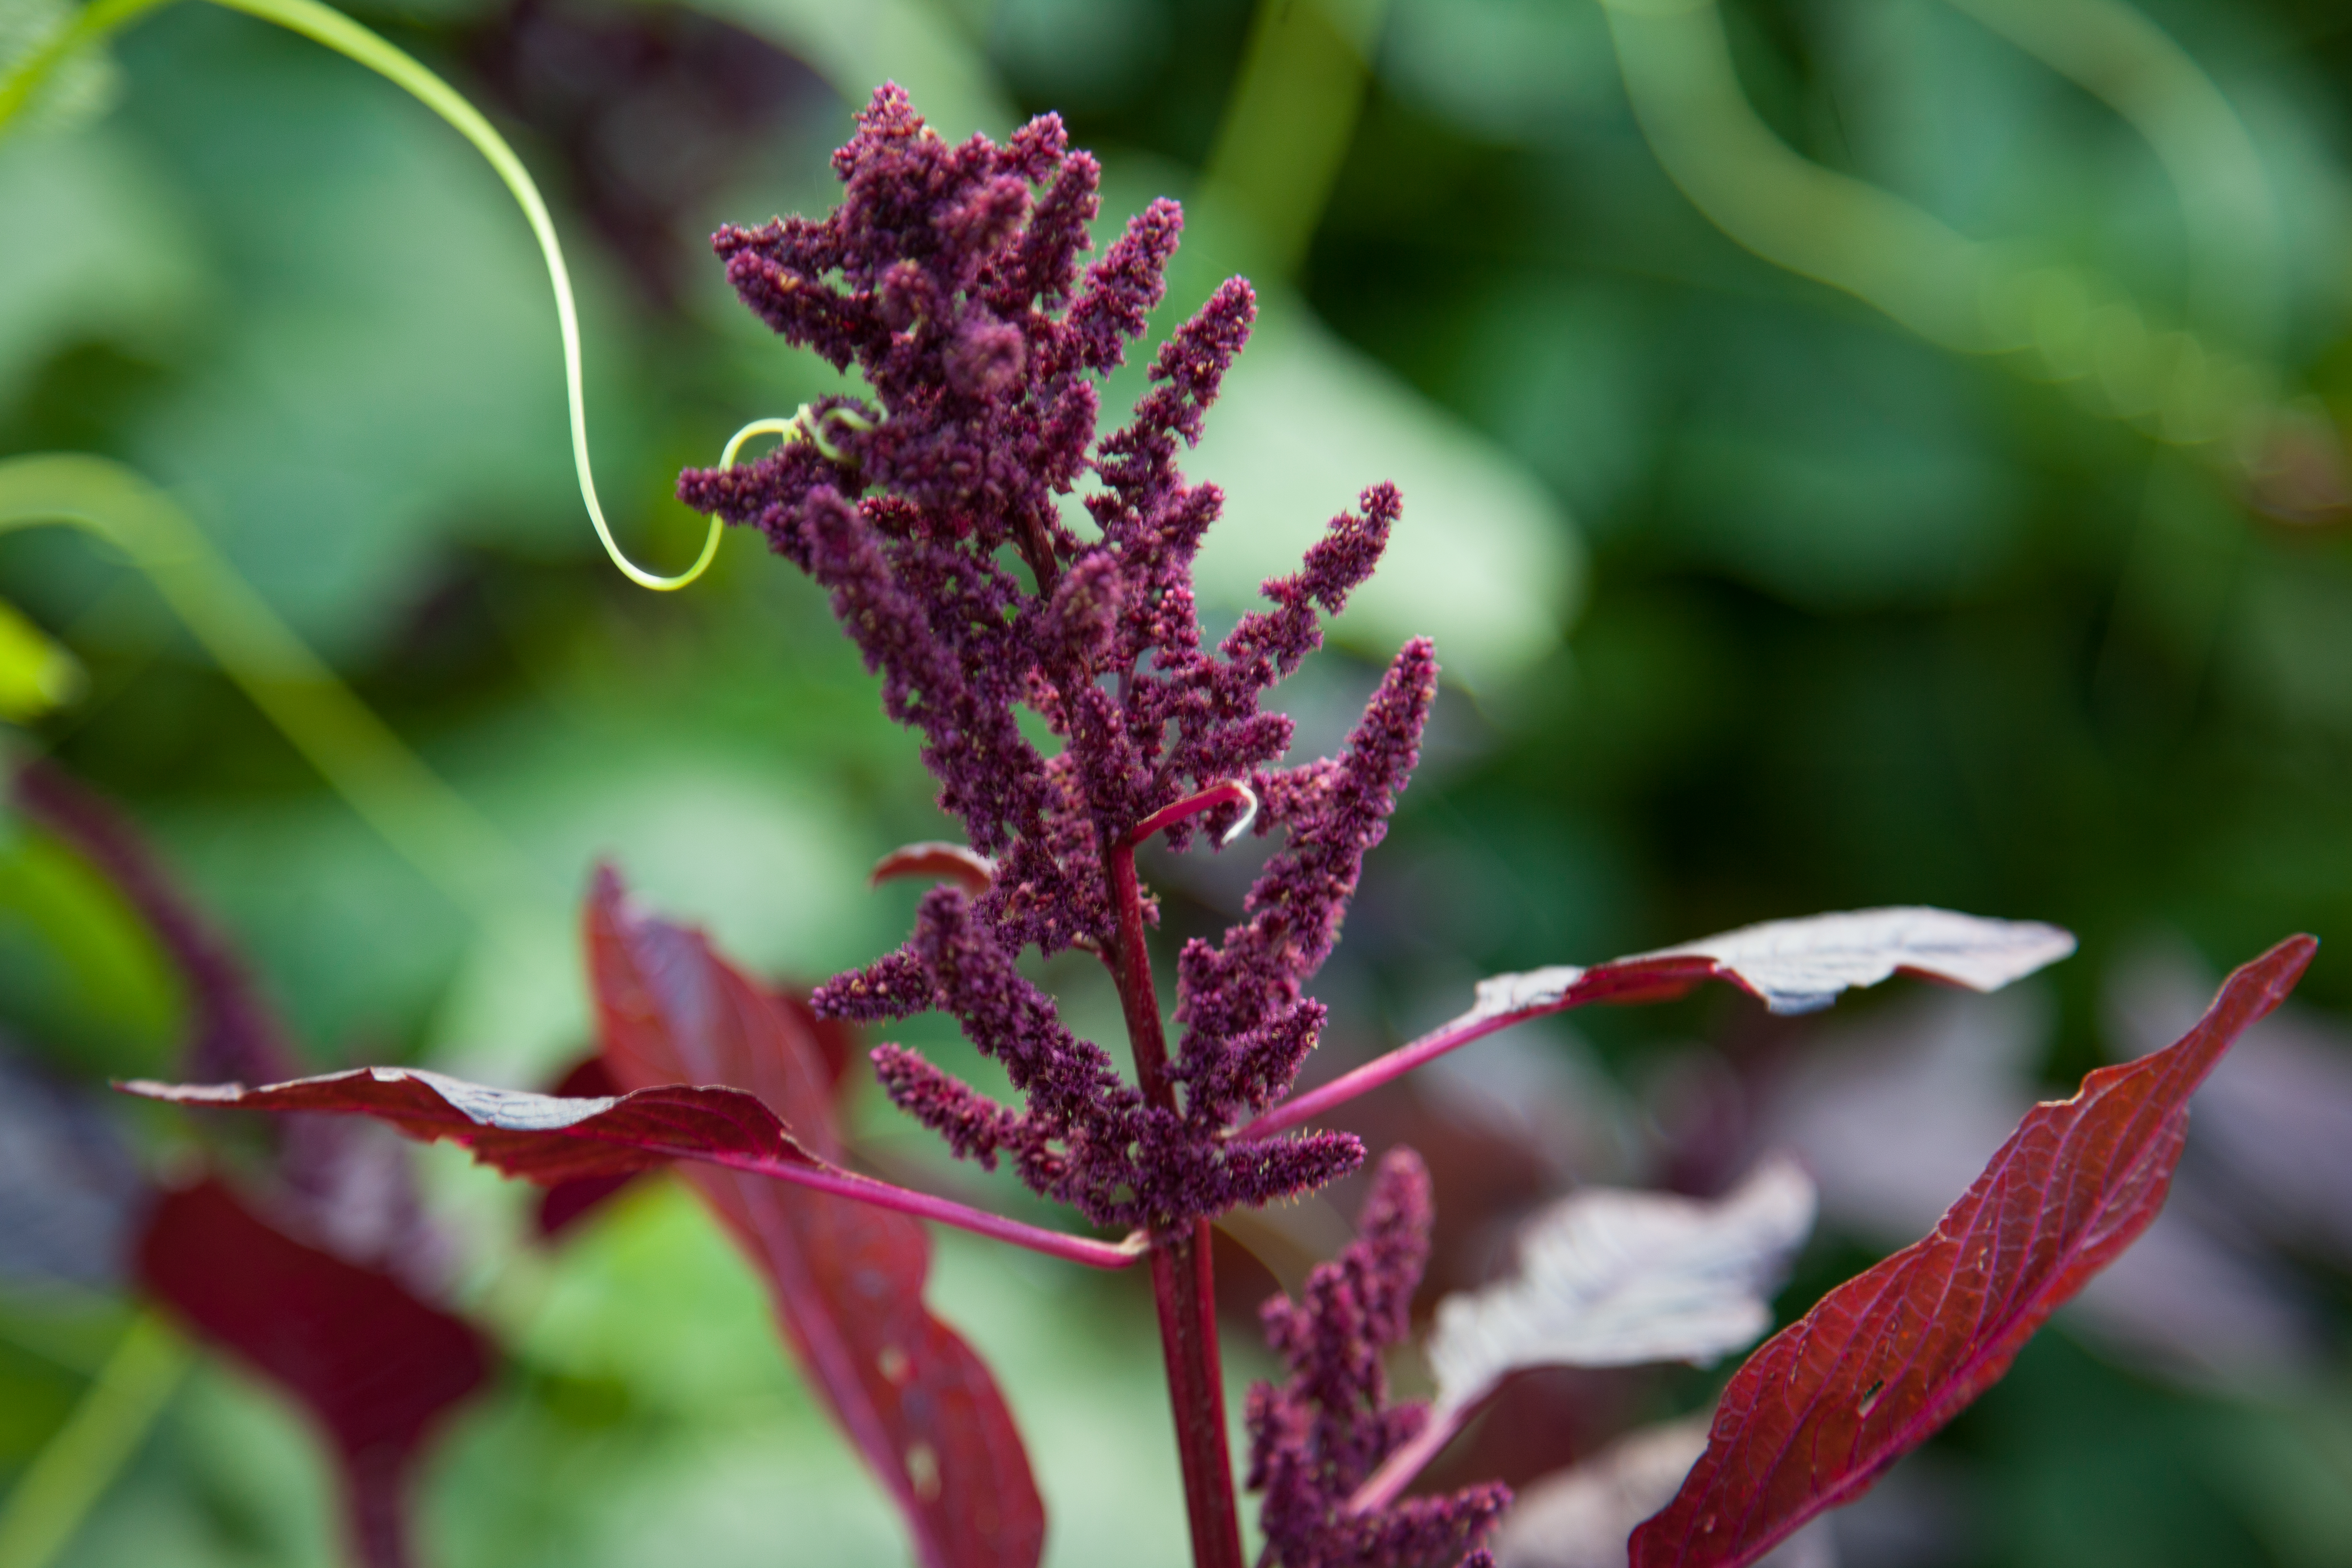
[684,85,1431,1233]
[1177,637,1439,1059]
[1248,1148,1509,1568]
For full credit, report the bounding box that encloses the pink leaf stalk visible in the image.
[1248,908,2076,1138]
[118,1067,1142,1270]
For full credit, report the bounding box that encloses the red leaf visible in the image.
[587,866,1045,1568]
[1627,934,2317,1568]
[1476,907,2077,1020]
[117,1061,1137,1266]
[120,1065,825,1184]
[1252,907,2077,1138]
[139,1178,490,1568]
[534,1055,642,1239]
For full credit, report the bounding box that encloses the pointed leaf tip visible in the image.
[117,1065,823,1183]
[1628,934,2314,1568]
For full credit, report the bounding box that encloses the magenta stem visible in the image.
[340,1449,410,1568]
[1344,1400,1471,1516]
[1104,835,1247,1568]
[1152,1219,1245,1568]
[715,1153,1147,1270]
[1243,959,1729,1138]
[1240,1010,1528,1139]
[1126,779,1256,848]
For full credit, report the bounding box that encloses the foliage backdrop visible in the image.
[3,0,2350,1564]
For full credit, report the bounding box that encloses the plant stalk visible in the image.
[1150,1220,1244,1568]
[1106,839,1246,1568]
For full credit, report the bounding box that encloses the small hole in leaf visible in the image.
[1859,1379,1885,1416]
[878,1344,912,1385]
[907,1440,943,1501]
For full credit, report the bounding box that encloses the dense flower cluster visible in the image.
[1247,1149,1508,1568]
[678,83,1433,1231]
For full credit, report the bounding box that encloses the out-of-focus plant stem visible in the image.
[1943,0,2278,349]
[0,1313,190,1568]
[1198,0,1387,280]
[0,454,541,928]
[1598,0,2339,513]
[0,0,178,126]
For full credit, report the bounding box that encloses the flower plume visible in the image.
[684,84,1434,1230]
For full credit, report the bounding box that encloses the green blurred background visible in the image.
[3,0,2351,1563]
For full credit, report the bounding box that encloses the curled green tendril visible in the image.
[1,0,721,591]
[719,404,878,471]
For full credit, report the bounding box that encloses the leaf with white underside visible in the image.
[119,1066,822,1182]
[1350,1158,1815,1516]
[114,1065,1138,1268]
[1429,1157,1818,1407]
[1629,934,2317,1568]
[1476,908,2077,1022]
[1249,908,2075,1139]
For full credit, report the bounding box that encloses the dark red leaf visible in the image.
[870,840,996,895]
[534,1054,643,1238]
[117,1060,1136,1266]
[120,1065,824,1184]
[1628,934,2317,1568]
[587,865,1045,1568]
[139,1178,491,1568]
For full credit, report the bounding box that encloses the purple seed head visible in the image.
[682,85,1435,1232]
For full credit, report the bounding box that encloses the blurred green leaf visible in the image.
[0,815,181,1078]
[0,599,80,720]
[0,124,204,413]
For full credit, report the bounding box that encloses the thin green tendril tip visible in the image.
[719,404,877,471]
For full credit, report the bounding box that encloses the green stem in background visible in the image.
[0,0,178,126]
[0,0,721,591]
[1197,0,1388,281]
[0,454,541,928]
[1942,0,2279,351]
[1596,0,2320,489]
[0,1312,191,1568]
